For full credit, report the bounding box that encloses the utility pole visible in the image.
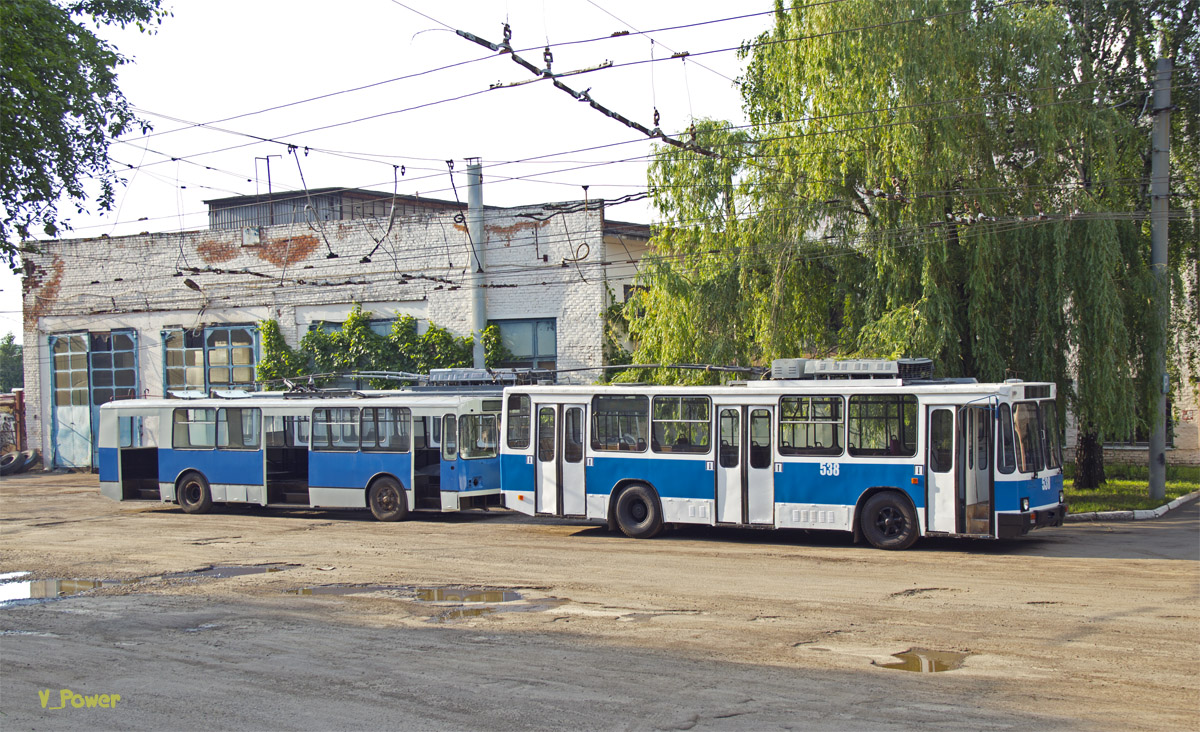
[466,158,487,369]
[255,155,281,226]
[1149,57,1172,501]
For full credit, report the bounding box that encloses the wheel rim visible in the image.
[874,506,905,537]
[183,482,201,504]
[629,499,647,523]
[378,486,398,512]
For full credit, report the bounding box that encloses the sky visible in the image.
[0,0,778,342]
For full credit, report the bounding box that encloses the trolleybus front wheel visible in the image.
[860,491,918,550]
[615,484,663,539]
[368,477,408,522]
[177,471,213,515]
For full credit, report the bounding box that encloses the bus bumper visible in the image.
[997,503,1067,538]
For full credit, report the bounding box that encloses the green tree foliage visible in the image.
[0,0,168,264]
[630,1,1198,460]
[256,305,509,388]
[0,333,22,392]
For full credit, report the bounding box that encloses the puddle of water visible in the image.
[0,577,138,607]
[876,649,969,672]
[286,585,406,596]
[435,607,496,622]
[166,564,296,579]
[415,588,521,603]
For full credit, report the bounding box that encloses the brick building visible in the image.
[21,189,648,469]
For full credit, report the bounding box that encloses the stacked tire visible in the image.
[0,449,40,476]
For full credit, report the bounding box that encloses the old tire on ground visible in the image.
[860,491,919,550]
[15,449,40,474]
[614,483,663,539]
[369,477,408,522]
[0,451,19,476]
[177,471,213,515]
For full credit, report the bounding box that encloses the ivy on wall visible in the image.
[257,304,512,388]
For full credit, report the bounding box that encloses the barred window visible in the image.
[650,396,711,454]
[847,395,917,457]
[590,394,648,452]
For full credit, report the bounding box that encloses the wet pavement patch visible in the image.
[0,577,140,607]
[875,648,969,672]
[165,564,298,579]
[415,588,522,603]
[285,585,407,596]
[286,584,544,622]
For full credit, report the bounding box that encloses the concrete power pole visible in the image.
[466,158,487,369]
[1149,57,1172,501]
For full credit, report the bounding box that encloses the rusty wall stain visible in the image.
[258,234,319,267]
[197,239,239,263]
[452,219,550,246]
[27,255,64,319]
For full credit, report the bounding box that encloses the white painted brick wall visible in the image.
[21,202,617,460]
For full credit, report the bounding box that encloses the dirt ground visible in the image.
[1,471,1197,731]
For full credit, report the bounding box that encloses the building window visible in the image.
[163,325,258,394]
[491,318,556,370]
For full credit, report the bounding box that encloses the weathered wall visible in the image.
[22,203,613,461]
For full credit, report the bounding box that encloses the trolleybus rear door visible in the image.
[926,406,957,533]
[560,405,586,516]
[962,406,993,534]
[746,407,775,524]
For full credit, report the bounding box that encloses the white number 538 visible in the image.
[818,462,840,476]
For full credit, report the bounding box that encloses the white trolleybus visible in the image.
[500,358,1066,549]
[98,378,505,521]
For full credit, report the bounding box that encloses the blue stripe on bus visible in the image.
[585,455,713,500]
[996,474,1063,511]
[458,457,501,493]
[309,451,413,490]
[98,447,119,482]
[775,462,926,508]
[501,454,534,492]
[158,448,263,486]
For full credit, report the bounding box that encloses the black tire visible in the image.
[0,451,19,477]
[860,491,919,550]
[369,477,408,522]
[177,471,213,514]
[15,449,40,474]
[614,484,663,539]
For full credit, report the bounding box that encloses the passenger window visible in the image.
[506,394,531,449]
[538,407,556,462]
[361,407,411,453]
[442,415,457,460]
[217,408,261,450]
[778,396,843,456]
[590,394,648,452]
[172,408,216,449]
[651,396,711,454]
[312,408,359,451]
[997,404,1016,474]
[719,409,739,468]
[564,407,584,464]
[929,409,953,473]
[847,395,917,458]
[749,409,771,469]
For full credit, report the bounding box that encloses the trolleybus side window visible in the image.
[590,394,648,452]
[442,415,457,460]
[461,414,498,459]
[1040,400,1062,470]
[564,408,584,463]
[779,396,843,456]
[718,409,739,468]
[312,408,360,451]
[119,415,159,448]
[749,409,772,469]
[216,407,261,450]
[997,403,1016,474]
[538,407,556,462]
[506,394,531,449]
[929,409,953,473]
[650,396,711,454]
[265,415,308,447]
[1012,402,1042,473]
[361,407,411,453]
[173,408,216,449]
[847,394,917,457]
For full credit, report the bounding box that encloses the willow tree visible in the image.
[628,0,1198,486]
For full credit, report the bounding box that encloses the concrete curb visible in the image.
[1064,489,1200,523]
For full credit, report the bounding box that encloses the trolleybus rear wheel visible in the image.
[177,471,213,515]
[615,483,663,539]
[369,477,408,522]
[860,491,918,550]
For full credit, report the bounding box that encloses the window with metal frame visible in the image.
[929,409,954,473]
[590,394,648,452]
[506,394,531,449]
[216,408,262,450]
[997,403,1016,474]
[718,408,739,468]
[442,415,458,460]
[564,407,584,463]
[312,408,360,451]
[847,394,917,457]
[779,395,843,456]
[749,409,772,469]
[1012,402,1043,473]
[163,329,205,393]
[360,407,411,453]
[490,318,556,370]
[650,396,711,454]
[1040,401,1062,470]
[538,407,556,462]
[172,408,217,449]
[460,414,498,459]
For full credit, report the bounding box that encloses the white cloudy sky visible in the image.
[1,0,777,341]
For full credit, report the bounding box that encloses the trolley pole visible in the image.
[467,158,487,369]
[1149,57,1172,502]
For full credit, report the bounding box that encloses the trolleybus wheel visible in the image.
[860,491,918,550]
[368,477,408,522]
[177,471,213,515]
[615,484,663,539]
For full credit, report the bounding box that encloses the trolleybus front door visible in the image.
[961,405,993,535]
[534,403,587,517]
[926,406,957,533]
[716,406,775,525]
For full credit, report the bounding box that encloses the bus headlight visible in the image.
[1059,490,1065,504]
[1021,498,1030,512]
